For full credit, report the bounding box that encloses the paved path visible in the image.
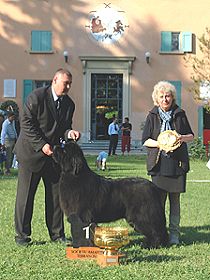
[187,180,210,183]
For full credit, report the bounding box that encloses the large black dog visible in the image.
[53,141,168,248]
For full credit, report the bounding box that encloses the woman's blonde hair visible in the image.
[152,81,176,106]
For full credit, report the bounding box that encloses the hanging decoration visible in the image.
[85,3,129,44]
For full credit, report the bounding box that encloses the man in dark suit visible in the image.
[14,69,80,246]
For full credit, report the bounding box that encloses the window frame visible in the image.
[160,31,192,54]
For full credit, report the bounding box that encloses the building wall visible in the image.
[0,0,209,142]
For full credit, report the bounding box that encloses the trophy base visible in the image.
[66,246,101,260]
[96,251,125,267]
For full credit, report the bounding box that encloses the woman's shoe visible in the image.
[169,234,180,245]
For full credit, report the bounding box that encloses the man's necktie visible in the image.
[55,97,62,116]
[55,98,61,110]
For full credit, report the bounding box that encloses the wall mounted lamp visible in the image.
[145,51,151,64]
[63,50,69,63]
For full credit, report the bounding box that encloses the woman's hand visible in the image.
[143,138,159,148]
[177,133,194,143]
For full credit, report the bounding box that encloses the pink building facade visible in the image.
[0,0,209,144]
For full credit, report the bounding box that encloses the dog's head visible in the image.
[53,141,86,175]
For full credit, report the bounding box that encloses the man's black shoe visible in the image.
[15,236,32,246]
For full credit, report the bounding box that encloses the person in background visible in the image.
[14,69,80,246]
[121,117,132,155]
[0,113,4,132]
[0,111,17,175]
[108,116,119,156]
[142,81,194,246]
[0,144,6,175]
[12,112,20,170]
[0,114,5,174]
[96,151,108,171]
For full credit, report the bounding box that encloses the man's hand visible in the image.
[42,143,53,156]
[68,130,80,141]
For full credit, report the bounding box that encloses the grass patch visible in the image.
[0,155,209,280]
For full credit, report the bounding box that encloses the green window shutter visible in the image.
[23,80,33,104]
[168,80,181,107]
[41,31,52,51]
[31,31,41,51]
[161,31,172,52]
[198,106,203,140]
[31,31,52,52]
[182,32,192,52]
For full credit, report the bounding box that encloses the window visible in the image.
[171,32,180,51]
[23,80,51,104]
[4,79,16,98]
[161,31,192,53]
[31,30,52,52]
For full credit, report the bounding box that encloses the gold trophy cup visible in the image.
[94,227,129,267]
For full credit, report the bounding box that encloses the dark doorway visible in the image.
[204,108,210,129]
[91,73,123,140]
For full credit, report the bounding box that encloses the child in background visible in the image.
[96,151,108,171]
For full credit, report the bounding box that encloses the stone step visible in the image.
[78,140,146,155]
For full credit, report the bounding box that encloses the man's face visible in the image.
[9,115,15,122]
[53,73,72,96]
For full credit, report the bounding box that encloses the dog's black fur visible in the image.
[53,141,168,248]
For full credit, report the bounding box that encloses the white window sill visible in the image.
[29,51,54,54]
[159,51,185,55]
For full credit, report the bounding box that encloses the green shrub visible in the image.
[0,100,19,115]
[189,137,206,160]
